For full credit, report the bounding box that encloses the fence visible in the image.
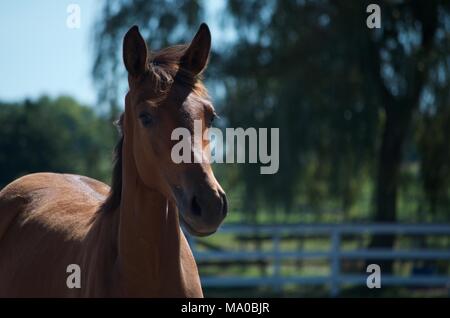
[187,224,450,296]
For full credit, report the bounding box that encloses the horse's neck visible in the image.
[100,111,202,297]
[113,139,189,297]
[116,181,182,296]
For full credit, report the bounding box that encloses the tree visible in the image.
[0,96,114,187]
[91,0,450,232]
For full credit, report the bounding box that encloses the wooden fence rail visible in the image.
[187,224,450,296]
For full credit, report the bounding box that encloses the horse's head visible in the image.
[121,24,227,236]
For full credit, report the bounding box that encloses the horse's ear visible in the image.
[123,25,148,77]
[181,23,211,75]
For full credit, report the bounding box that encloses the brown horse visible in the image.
[0,23,227,297]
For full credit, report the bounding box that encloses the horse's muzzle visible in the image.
[175,187,228,237]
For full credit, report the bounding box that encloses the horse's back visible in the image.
[0,172,109,238]
[0,172,110,296]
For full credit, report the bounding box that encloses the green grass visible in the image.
[204,285,450,298]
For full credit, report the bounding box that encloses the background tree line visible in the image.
[0,96,115,187]
[91,0,450,224]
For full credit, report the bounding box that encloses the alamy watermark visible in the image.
[366,4,381,29]
[66,4,81,29]
[66,264,81,289]
[366,264,381,289]
[171,120,279,175]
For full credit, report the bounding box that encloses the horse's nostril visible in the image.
[191,196,202,216]
[220,192,228,217]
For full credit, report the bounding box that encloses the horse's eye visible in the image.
[139,112,153,127]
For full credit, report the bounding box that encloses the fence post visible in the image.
[273,228,282,295]
[330,228,341,297]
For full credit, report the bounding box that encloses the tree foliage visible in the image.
[91,0,450,223]
[0,96,114,187]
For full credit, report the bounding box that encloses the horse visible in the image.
[0,23,227,297]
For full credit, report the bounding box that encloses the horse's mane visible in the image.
[100,44,208,214]
[100,114,124,214]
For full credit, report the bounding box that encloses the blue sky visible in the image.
[0,1,102,105]
[0,1,231,106]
